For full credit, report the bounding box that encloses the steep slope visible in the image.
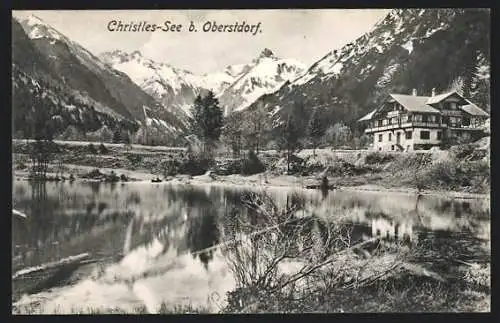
[13,15,185,140]
[12,18,137,140]
[245,8,490,134]
[218,48,306,114]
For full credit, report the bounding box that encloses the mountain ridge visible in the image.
[12,15,186,143]
[243,8,490,136]
[99,47,306,116]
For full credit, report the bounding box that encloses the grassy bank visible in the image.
[13,267,489,314]
[13,302,211,315]
[12,140,490,196]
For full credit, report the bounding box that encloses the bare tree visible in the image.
[242,104,270,155]
[222,112,243,159]
[220,191,410,313]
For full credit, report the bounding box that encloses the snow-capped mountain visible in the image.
[218,48,306,114]
[12,15,186,143]
[99,48,305,117]
[245,8,490,132]
[99,49,243,119]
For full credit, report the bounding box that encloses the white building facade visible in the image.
[358,89,489,151]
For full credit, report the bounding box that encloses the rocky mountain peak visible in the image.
[24,14,46,26]
[259,48,275,59]
[130,50,143,58]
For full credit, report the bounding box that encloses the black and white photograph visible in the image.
[11,8,491,314]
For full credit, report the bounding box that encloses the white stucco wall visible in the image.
[372,128,443,151]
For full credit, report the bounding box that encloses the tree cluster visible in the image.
[190,91,224,156]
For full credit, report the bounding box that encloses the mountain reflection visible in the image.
[12,181,490,280]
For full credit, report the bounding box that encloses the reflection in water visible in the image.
[371,218,414,242]
[12,181,490,312]
[187,211,220,269]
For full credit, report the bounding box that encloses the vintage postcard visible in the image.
[11,9,490,314]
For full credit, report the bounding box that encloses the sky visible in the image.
[13,9,389,75]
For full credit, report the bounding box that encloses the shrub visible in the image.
[87,143,98,155]
[213,159,242,176]
[182,157,214,176]
[176,152,215,176]
[241,151,266,175]
[120,174,128,181]
[161,159,181,177]
[16,162,27,170]
[328,160,363,176]
[365,152,395,165]
[450,144,477,160]
[126,154,143,165]
[83,168,103,179]
[424,161,459,188]
[415,159,490,192]
[99,143,109,154]
[106,170,120,182]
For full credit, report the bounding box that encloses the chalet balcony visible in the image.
[364,121,445,134]
[448,124,487,131]
[386,110,403,118]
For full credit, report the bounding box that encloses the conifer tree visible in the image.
[307,108,326,156]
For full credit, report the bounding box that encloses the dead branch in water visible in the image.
[12,253,90,280]
[220,191,413,312]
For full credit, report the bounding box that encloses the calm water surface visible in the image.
[12,181,490,313]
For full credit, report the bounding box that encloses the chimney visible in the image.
[431,88,436,97]
[412,88,417,96]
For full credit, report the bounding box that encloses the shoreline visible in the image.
[13,167,490,201]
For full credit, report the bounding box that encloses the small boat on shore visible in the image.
[305,176,337,190]
[305,184,337,190]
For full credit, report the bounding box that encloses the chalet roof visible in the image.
[356,91,486,123]
[389,94,441,114]
[460,102,489,117]
[358,109,377,122]
[425,91,455,105]
[426,90,468,105]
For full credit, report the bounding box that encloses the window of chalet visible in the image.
[406,131,412,139]
[462,116,471,126]
[377,120,383,127]
[391,145,394,150]
[420,131,430,140]
[414,114,422,122]
[422,114,428,122]
[388,133,392,141]
[437,131,442,140]
[444,102,458,110]
[378,134,383,142]
[450,117,461,127]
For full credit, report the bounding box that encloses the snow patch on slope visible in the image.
[402,40,414,53]
[221,56,306,112]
